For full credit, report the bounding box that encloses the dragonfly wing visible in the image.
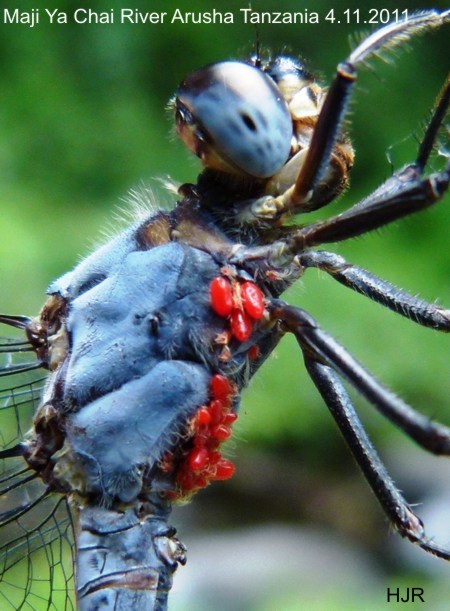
[0,321,75,610]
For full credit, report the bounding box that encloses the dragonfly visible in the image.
[1,10,449,610]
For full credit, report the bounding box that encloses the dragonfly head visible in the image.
[173,60,294,179]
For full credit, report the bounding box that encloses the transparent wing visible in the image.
[0,322,75,610]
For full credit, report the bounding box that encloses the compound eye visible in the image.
[175,61,293,179]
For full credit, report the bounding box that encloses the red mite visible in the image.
[210,373,233,401]
[210,277,234,317]
[230,309,253,342]
[241,281,265,319]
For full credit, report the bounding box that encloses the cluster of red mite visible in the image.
[209,275,266,342]
[169,275,266,499]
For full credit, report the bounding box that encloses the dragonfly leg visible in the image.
[288,73,450,249]
[269,300,450,456]
[298,250,450,332]
[304,356,450,560]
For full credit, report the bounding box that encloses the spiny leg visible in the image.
[416,73,450,172]
[287,72,450,250]
[298,250,450,332]
[269,300,450,455]
[290,161,449,251]
[289,11,448,208]
[304,357,450,560]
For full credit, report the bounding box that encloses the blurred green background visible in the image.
[0,0,449,609]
